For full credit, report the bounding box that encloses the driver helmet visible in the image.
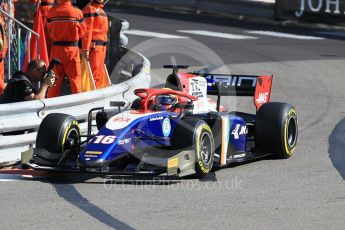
[155,94,178,111]
[156,94,177,105]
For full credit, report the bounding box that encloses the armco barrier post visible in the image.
[108,16,123,72]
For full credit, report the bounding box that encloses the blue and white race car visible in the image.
[24,65,298,178]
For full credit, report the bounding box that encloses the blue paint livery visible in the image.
[79,109,248,166]
[229,115,247,153]
[79,112,179,164]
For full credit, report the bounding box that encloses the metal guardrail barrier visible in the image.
[0,49,151,163]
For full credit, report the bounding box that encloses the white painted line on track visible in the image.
[124,30,189,39]
[246,30,324,40]
[0,179,17,181]
[318,31,345,37]
[177,30,257,40]
[0,174,32,181]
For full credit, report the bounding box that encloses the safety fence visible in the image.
[0,49,151,163]
[1,3,40,80]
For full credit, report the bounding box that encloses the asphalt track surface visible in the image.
[1,8,345,230]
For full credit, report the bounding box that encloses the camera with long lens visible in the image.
[44,58,61,86]
[46,69,55,79]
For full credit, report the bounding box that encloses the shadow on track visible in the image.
[52,183,136,230]
[48,173,219,228]
[328,117,345,180]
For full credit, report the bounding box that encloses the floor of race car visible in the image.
[0,166,187,184]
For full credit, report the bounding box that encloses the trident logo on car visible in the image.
[232,124,248,139]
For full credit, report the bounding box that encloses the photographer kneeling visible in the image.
[0,59,56,103]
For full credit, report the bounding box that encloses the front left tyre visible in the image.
[194,123,215,177]
[36,113,80,155]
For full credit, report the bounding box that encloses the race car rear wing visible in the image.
[163,66,273,111]
[202,74,258,96]
[201,74,273,111]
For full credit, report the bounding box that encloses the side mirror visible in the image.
[110,101,126,112]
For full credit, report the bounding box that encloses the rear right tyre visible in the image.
[255,102,298,158]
